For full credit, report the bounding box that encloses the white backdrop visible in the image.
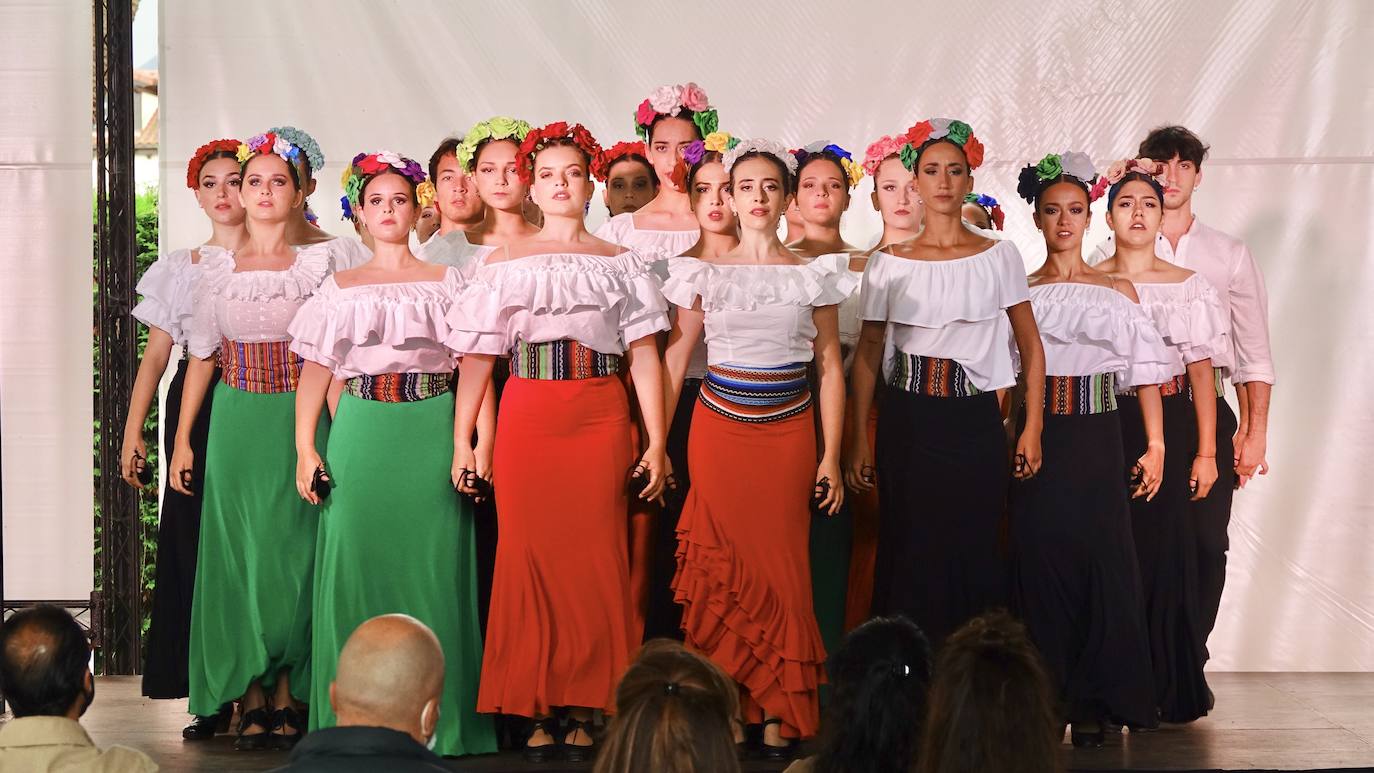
[162,0,1374,670]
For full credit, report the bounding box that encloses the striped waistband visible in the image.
[1210,367,1226,398]
[1046,373,1117,415]
[344,372,451,402]
[888,353,982,398]
[699,363,812,423]
[218,338,301,393]
[510,339,622,380]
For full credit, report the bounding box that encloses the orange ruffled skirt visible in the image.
[672,403,826,739]
[477,375,637,716]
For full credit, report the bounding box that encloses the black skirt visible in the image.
[1010,409,1156,727]
[142,360,219,699]
[1193,395,1237,659]
[1118,393,1210,722]
[643,378,700,641]
[872,387,1009,647]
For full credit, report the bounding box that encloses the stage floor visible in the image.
[29,673,1374,772]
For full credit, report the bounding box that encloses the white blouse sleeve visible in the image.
[618,253,672,344]
[185,249,235,359]
[660,257,712,309]
[131,248,193,340]
[1149,274,1230,365]
[286,277,345,370]
[860,242,1029,326]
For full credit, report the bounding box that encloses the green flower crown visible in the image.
[455,116,533,172]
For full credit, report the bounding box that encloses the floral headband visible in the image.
[861,134,908,177]
[634,82,719,141]
[898,118,986,171]
[236,131,312,185]
[516,121,606,185]
[1017,151,1100,203]
[1090,157,1166,202]
[963,193,1005,230]
[339,150,431,221]
[592,140,651,181]
[721,138,798,176]
[456,116,533,173]
[186,138,242,188]
[792,141,865,187]
[671,132,740,189]
[266,126,324,176]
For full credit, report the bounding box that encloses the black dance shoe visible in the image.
[181,704,231,741]
[1070,721,1106,748]
[522,718,561,763]
[232,707,275,751]
[270,706,306,751]
[759,718,796,761]
[562,718,598,763]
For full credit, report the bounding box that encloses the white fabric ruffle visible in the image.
[594,213,699,261]
[860,239,1029,327]
[661,253,858,311]
[1023,282,1177,387]
[1136,273,1231,366]
[132,247,201,345]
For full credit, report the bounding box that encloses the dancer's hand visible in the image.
[168,442,195,495]
[1234,431,1268,487]
[633,445,669,503]
[120,433,148,489]
[1190,454,1218,501]
[452,444,484,498]
[1133,443,1164,501]
[843,428,876,492]
[1013,429,1043,480]
[816,459,844,516]
[296,448,327,506]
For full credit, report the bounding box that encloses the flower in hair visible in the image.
[339,150,428,220]
[861,134,906,176]
[186,138,242,188]
[415,181,436,209]
[793,141,864,187]
[1018,150,1103,203]
[964,192,1005,230]
[237,131,311,183]
[456,116,533,172]
[266,126,325,174]
[703,131,737,154]
[516,121,606,185]
[592,140,649,181]
[899,117,986,171]
[721,138,798,176]
[634,82,719,142]
[1091,156,1165,201]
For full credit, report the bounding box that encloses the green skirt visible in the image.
[308,392,495,757]
[188,384,326,715]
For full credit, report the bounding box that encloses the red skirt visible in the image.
[477,375,636,716]
[843,403,880,631]
[672,403,826,739]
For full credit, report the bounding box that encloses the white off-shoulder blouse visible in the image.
[1134,273,1231,375]
[660,253,858,368]
[860,240,1031,392]
[1021,282,1176,388]
[287,268,464,379]
[444,250,670,356]
[186,243,334,360]
[132,246,210,346]
[594,213,699,260]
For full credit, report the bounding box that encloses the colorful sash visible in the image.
[344,372,451,402]
[218,338,302,393]
[888,353,982,398]
[1046,373,1118,415]
[509,339,622,380]
[699,363,812,423]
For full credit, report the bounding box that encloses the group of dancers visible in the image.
[119,82,1275,759]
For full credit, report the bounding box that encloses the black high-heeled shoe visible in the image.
[562,718,598,763]
[271,706,306,751]
[522,718,561,763]
[232,707,274,751]
[759,717,795,761]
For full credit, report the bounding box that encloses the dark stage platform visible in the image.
[24,673,1374,772]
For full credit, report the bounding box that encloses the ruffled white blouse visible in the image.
[419,231,483,272]
[132,246,209,346]
[186,243,334,360]
[1135,273,1231,374]
[837,267,865,374]
[287,269,464,379]
[445,250,671,356]
[1020,282,1176,388]
[661,253,858,368]
[594,213,699,260]
[860,240,1031,392]
[328,236,373,270]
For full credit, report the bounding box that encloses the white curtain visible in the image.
[161,0,1374,670]
[0,0,95,600]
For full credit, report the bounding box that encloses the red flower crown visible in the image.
[516,122,607,185]
[186,138,243,189]
[592,140,649,182]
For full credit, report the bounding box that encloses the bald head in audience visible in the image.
[329,614,445,745]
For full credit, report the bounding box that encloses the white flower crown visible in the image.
[721,138,799,176]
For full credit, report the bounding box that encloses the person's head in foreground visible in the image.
[330,614,444,745]
[811,616,933,773]
[918,611,1062,773]
[593,639,742,773]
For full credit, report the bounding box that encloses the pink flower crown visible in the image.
[634,82,719,141]
[1088,157,1165,201]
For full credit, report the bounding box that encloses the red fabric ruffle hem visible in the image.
[672,404,826,739]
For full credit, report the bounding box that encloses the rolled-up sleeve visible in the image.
[1228,242,1275,385]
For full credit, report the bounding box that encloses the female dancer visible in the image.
[664,139,849,758]
[266,124,372,269]
[595,82,717,256]
[168,132,334,751]
[1010,152,1173,745]
[457,116,539,260]
[844,118,1045,648]
[447,122,670,763]
[962,192,1005,232]
[599,140,659,217]
[841,132,923,631]
[123,139,247,738]
[1095,159,1225,724]
[644,133,740,641]
[289,151,496,757]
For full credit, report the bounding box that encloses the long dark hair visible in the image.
[919,612,1061,773]
[815,616,933,773]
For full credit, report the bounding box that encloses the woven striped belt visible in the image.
[699,363,812,423]
[509,339,622,380]
[218,338,302,393]
[888,353,982,398]
[1046,373,1117,415]
[344,372,451,402]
